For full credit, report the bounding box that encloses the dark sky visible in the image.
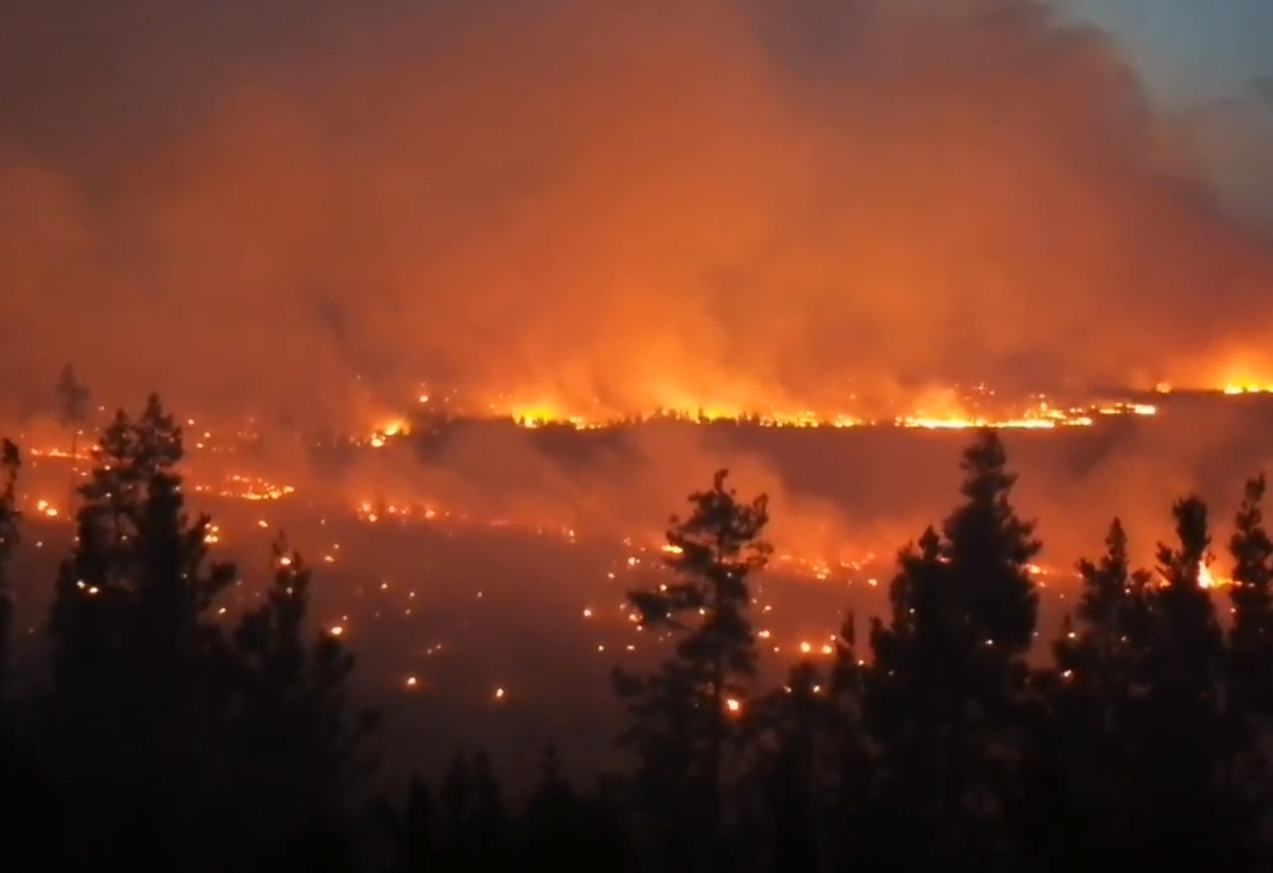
[1,0,1271,422]
[1064,0,1273,105]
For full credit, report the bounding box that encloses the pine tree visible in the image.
[747,661,831,873]
[0,440,19,706]
[376,773,439,872]
[746,614,873,873]
[1042,518,1154,865]
[0,439,52,873]
[1224,476,1273,862]
[1054,518,1153,724]
[430,752,511,869]
[1228,475,1273,717]
[229,536,379,855]
[612,469,770,872]
[520,745,633,869]
[1136,495,1247,868]
[1150,496,1223,710]
[867,429,1040,868]
[824,613,877,866]
[45,394,237,869]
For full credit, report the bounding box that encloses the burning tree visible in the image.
[612,469,770,872]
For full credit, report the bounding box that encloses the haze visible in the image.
[2,0,1273,423]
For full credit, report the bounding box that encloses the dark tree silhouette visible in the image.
[0,438,51,873]
[1041,518,1155,864]
[0,440,19,705]
[20,383,1273,872]
[45,394,238,870]
[746,661,828,873]
[378,748,631,873]
[1128,495,1250,868]
[433,752,511,869]
[229,535,379,860]
[1152,497,1223,687]
[1229,476,1273,716]
[377,773,440,873]
[867,429,1041,868]
[519,745,634,870]
[1055,518,1153,690]
[1224,476,1273,860]
[745,614,874,872]
[613,469,770,872]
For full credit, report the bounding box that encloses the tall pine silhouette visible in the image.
[613,469,769,872]
[229,535,378,863]
[0,440,19,706]
[45,395,237,869]
[1229,476,1273,717]
[868,429,1040,868]
[1133,495,1246,868]
[1044,518,1154,863]
[1227,476,1273,837]
[743,613,875,872]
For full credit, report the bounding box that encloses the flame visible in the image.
[11,434,1259,595]
[368,418,412,447]
[9,384,1272,595]
[374,381,1173,432]
[1198,562,1233,590]
[482,397,1155,431]
[1222,384,1273,396]
[1157,351,1273,396]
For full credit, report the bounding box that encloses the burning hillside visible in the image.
[6,383,1273,595]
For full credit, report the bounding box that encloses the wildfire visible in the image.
[1222,385,1273,396]
[491,399,1155,431]
[1198,563,1232,590]
[10,383,1273,597]
[193,474,295,502]
[368,419,411,448]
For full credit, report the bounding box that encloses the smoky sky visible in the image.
[2,0,1273,423]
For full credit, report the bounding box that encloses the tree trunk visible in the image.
[67,429,78,513]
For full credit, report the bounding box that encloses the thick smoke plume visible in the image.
[3,0,1273,423]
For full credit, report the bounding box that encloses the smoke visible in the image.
[5,0,1273,587]
[2,0,1273,422]
[1186,80,1273,229]
[206,403,1273,579]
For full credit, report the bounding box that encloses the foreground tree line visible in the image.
[1,394,1273,871]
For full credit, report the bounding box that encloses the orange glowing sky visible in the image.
[1,0,1272,424]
